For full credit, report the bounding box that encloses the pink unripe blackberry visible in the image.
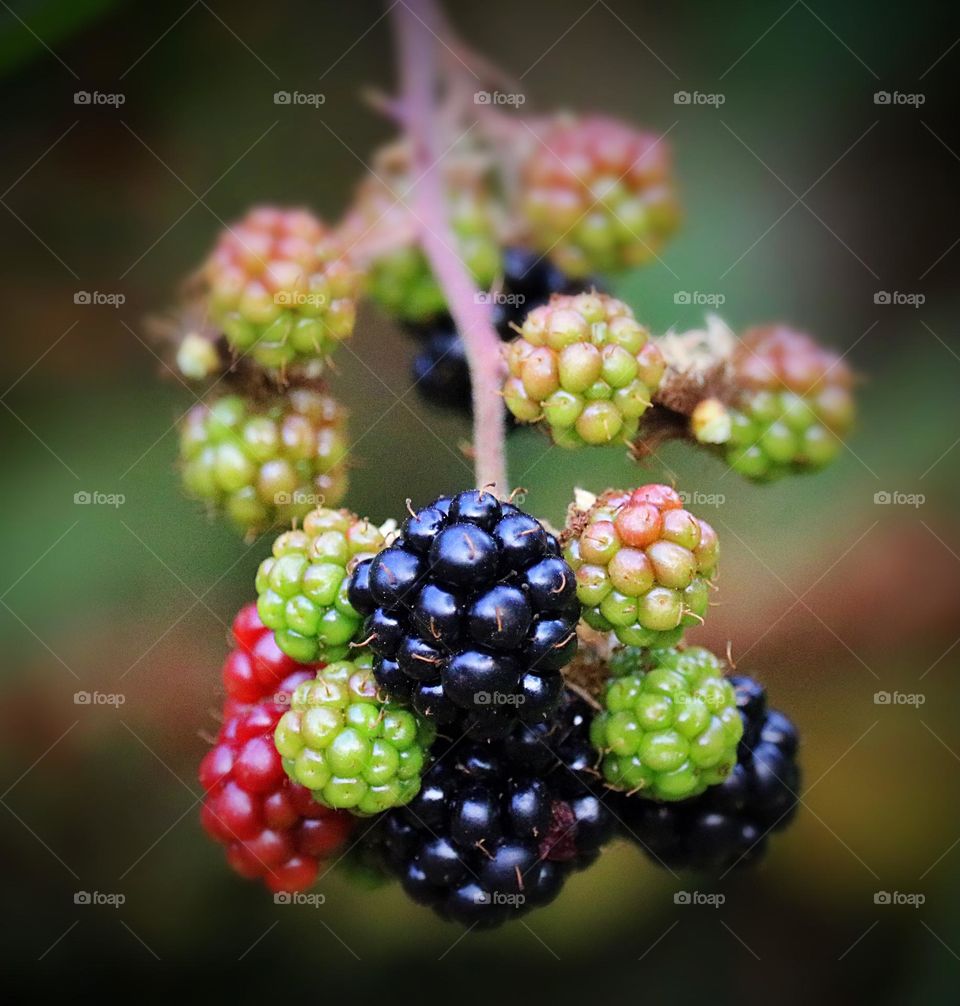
[520,115,679,276]
[503,293,665,446]
[202,207,361,371]
[563,485,718,647]
[720,325,856,481]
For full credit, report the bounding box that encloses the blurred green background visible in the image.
[2,0,958,998]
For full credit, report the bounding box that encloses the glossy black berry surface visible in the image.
[349,491,581,732]
[372,689,614,926]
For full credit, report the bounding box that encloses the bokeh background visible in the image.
[2,0,958,998]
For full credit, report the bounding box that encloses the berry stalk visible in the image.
[391,0,509,493]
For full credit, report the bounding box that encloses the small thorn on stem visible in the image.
[726,640,737,669]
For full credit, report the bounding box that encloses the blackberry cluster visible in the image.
[180,390,349,537]
[590,646,744,801]
[256,507,386,664]
[375,691,615,926]
[347,491,581,735]
[702,325,855,482]
[564,485,718,647]
[199,679,355,893]
[275,653,436,815]
[408,248,597,414]
[616,675,800,870]
[202,207,360,371]
[520,114,680,277]
[503,293,665,447]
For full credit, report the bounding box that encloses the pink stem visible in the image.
[391,0,508,493]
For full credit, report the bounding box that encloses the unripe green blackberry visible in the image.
[563,484,718,647]
[202,207,361,371]
[503,293,665,447]
[256,507,386,663]
[274,653,436,815]
[342,149,502,324]
[520,114,679,277]
[695,325,855,481]
[368,195,500,324]
[590,645,743,800]
[180,390,349,537]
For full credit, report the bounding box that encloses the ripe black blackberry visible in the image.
[615,675,800,871]
[407,248,603,414]
[502,689,617,870]
[374,704,614,926]
[348,491,581,735]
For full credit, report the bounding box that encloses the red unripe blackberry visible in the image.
[520,114,679,277]
[202,207,361,371]
[199,686,355,893]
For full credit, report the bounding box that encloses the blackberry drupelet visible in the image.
[347,490,581,734]
[222,601,319,706]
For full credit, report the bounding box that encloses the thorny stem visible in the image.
[391,0,509,494]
